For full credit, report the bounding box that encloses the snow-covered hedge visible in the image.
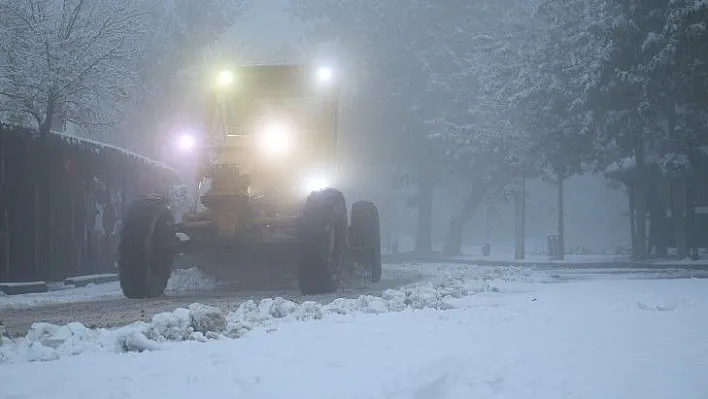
[50,131,179,179]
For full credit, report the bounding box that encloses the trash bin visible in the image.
[482,242,491,256]
[547,235,561,259]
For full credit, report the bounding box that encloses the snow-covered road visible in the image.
[2,263,706,336]
[0,265,425,336]
[2,262,707,398]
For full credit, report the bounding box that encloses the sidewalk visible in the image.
[63,273,119,287]
[383,251,708,270]
[1,273,119,296]
[0,281,48,296]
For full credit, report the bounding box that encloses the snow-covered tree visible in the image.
[648,1,708,168]
[292,0,542,254]
[115,0,253,154]
[506,0,617,258]
[517,0,616,179]
[588,0,708,258]
[291,0,447,253]
[0,0,150,135]
[0,0,252,152]
[416,0,543,254]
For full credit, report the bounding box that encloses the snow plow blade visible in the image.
[173,236,301,290]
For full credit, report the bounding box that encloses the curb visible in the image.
[63,273,119,287]
[382,254,708,270]
[0,281,49,295]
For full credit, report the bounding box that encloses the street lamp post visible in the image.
[515,176,526,260]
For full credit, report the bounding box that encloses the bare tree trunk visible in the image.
[686,179,698,260]
[557,177,565,260]
[670,176,689,259]
[521,178,526,257]
[633,141,648,259]
[414,181,433,255]
[444,217,464,256]
[514,185,524,260]
[628,185,636,255]
[444,186,487,256]
[383,182,392,252]
[649,197,668,257]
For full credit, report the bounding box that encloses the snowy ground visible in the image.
[1,262,707,398]
[0,264,423,335]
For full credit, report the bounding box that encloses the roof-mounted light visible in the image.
[217,69,234,87]
[316,66,333,85]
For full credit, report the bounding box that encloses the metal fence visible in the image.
[0,125,180,282]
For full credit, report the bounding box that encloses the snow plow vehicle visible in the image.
[117,64,382,298]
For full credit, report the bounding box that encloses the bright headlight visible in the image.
[260,122,291,155]
[316,66,333,85]
[177,133,196,151]
[217,69,234,87]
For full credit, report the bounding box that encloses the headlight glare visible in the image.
[177,133,196,151]
[316,66,333,85]
[260,122,291,155]
[217,69,234,87]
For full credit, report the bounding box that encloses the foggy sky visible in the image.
[222,0,633,256]
[226,0,303,61]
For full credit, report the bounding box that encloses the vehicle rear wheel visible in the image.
[118,194,176,298]
[297,188,347,295]
[350,201,382,282]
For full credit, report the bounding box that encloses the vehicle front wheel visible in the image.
[297,188,348,295]
[117,194,176,298]
[349,201,382,282]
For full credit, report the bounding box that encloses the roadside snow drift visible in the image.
[2,273,707,398]
[0,270,502,364]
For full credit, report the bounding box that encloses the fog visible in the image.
[1,0,705,262]
[224,1,647,258]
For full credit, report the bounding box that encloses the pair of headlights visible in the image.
[175,122,290,155]
[174,128,331,193]
[216,66,334,89]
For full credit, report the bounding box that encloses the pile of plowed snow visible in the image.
[167,267,218,292]
[0,268,514,364]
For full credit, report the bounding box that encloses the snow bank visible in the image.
[4,276,707,398]
[0,270,503,364]
[0,282,123,310]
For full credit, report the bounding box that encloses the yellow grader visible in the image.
[117,64,382,298]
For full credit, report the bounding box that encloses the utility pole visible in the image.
[484,202,491,243]
[557,177,565,260]
[521,177,526,258]
[483,201,492,256]
[514,177,526,260]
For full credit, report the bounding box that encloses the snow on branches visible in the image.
[0,0,150,134]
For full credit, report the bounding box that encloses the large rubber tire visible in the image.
[117,194,176,298]
[350,201,382,282]
[297,188,348,295]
